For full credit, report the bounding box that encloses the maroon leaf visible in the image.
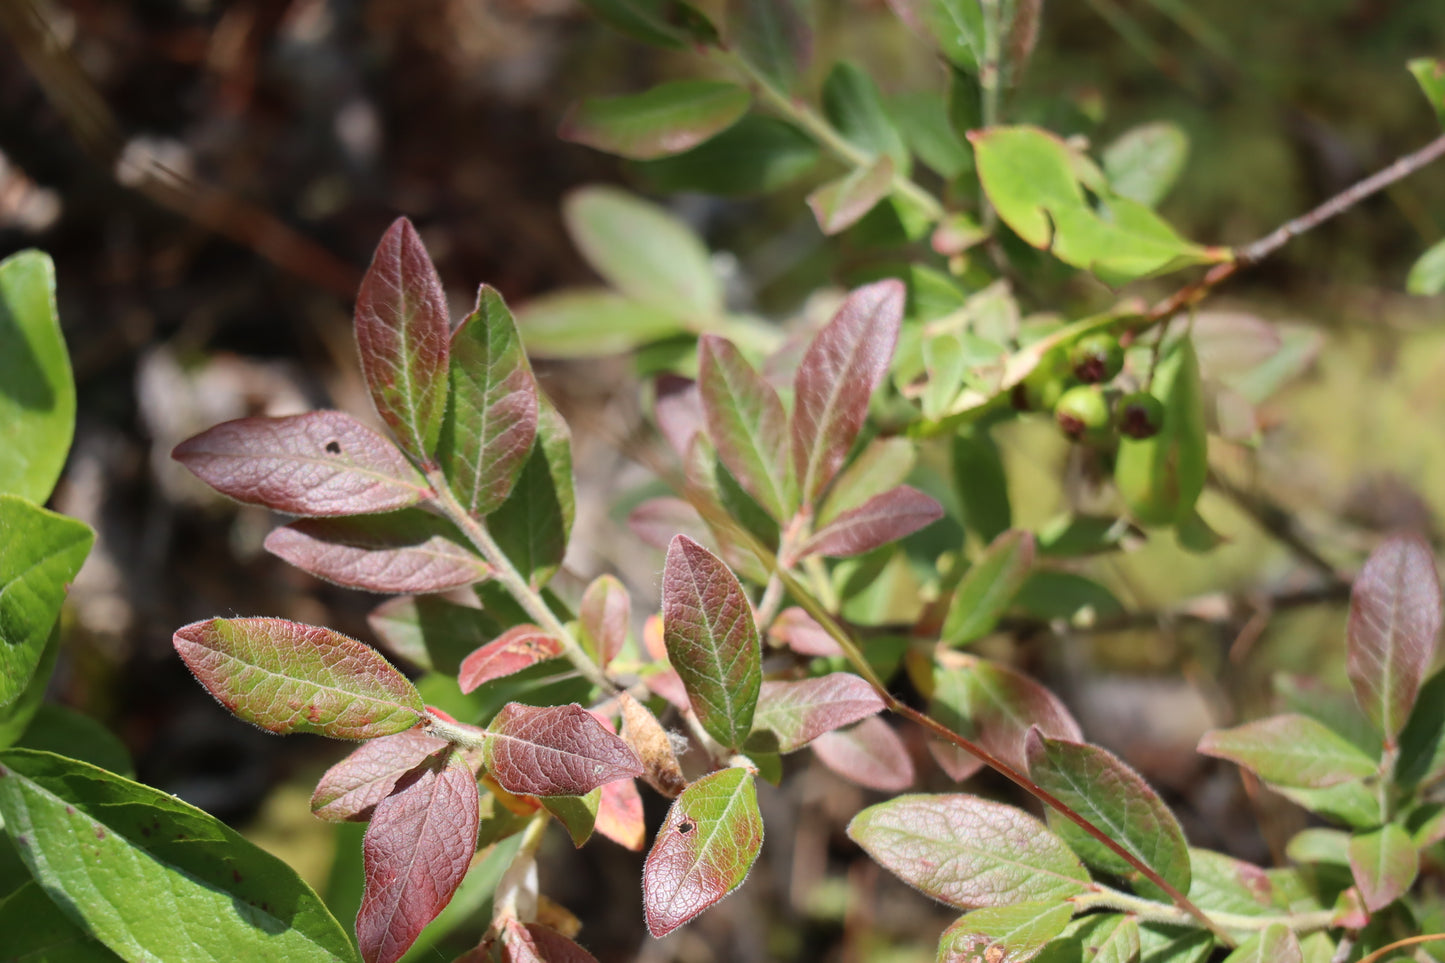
[264,512,489,594]
[791,280,905,504]
[1348,823,1419,911]
[697,334,794,521]
[1347,532,1442,739]
[483,702,643,797]
[356,756,479,963]
[172,411,431,516]
[663,535,762,750]
[311,727,449,821]
[499,919,600,963]
[767,606,843,657]
[797,485,943,558]
[458,625,563,693]
[626,496,709,551]
[354,217,451,464]
[579,574,631,668]
[751,673,885,753]
[438,286,539,517]
[811,717,915,791]
[173,617,424,738]
[652,374,705,458]
[643,767,764,937]
[929,655,1083,776]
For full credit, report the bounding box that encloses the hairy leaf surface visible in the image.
[458,626,564,693]
[311,727,449,821]
[265,512,489,594]
[750,673,884,753]
[484,703,642,797]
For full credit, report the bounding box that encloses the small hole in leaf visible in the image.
[324,441,342,454]
[677,820,694,834]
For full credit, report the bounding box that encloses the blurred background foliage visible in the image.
[1,0,1443,959]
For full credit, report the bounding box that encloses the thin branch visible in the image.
[1208,470,1340,582]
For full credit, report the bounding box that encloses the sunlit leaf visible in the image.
[1114,335,1207,527]
[578,575,630,669]
[1049,913,1140,963]
[847,794,1090,909]
[1407,238,1445,296]
[1220,923,1302,963]
[937,901,1073,963]
[459,626,564,693]
[817,437,916,528]
[357,756,478,963]
[1197,713,1379,788]
[0,250,74,504]
[634,115,821,196]
[1409,57,1445,128]
[811,717,914,791]
[662,535,762,749]
[1348,823,1418,912]
[941,530,1035,647]
[311,727,449,821]
[354,218,450,464]
[1346,531,1442,739]
[497,918,601,963]
[0,749,358,963]
[768,606,842,657]
[1102,121,1189,207]
[483,703,642,797]
[264,512,488,594]
[749,673,884,753]
[799,485,943,559]
[807,157,895,235]
[698,335,793,521]
[929,655,1081,776]
[560,80,749,159]
[485,398,574,588]
[887,0,986,73]
[642,767,763,937]
[516,290,686,358]
[172,617,424,738]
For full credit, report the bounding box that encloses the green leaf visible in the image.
[574,0,690,48]
[541,789,602,848]
[1197,713,1380,788]
[1273,780,1381,829]
[367,594,501,676]
[515,290,686,358]
[1182,848,1276,925]
[1114,335,1208,527]
[1102,121,1189,207]
[698,335,794,521]
[563,186,722,322]
[1138,925,1213,963]
[1348,823,1418,912]
[438,286,539,518]
[847,794,1091,909]
[484,397,575,588]
[1026,730,1191,894]
[1398,667,1445,788]
[1285,828,1350,866]
[1046,914,1139,963]
[951,427,1012,543]
[818,437,916,528]
[1409,58,1445,127]
[0,625,57,748]
[0,250,75,504]
[1221,925,1303,963]
[642,767,763,937]
[727,0,810,90]
[972,126,1228,285]
[0,749,359,962]
[822,61,910,172]
[16,704,134,778]
[887,90,972,180]
[662,536,761,749]
[941,530,1035,647]
[1407,238,1445,296]
[560,80,749,160]
[633,115,821,195]
[0,495,93,708]
[893,0,987,73]
[0,879,120,961]
[1013,571,1124,622]
[172,617,425,739]
[807,156,895,235]
[937,901,1073,963]
[749,673,884,753]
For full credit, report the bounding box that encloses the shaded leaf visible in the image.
[541,788,601,847]
[792,280,906,504]
[941,530,1035,647]
[0,749,358,963]
[0,250,75,504]
[627,496,709,551]
[951,427,1012,543]
[1220,923,1302,963]
[938,901,1074,963]
[634,115,821,196]
[1346,531,1442,739]
[483,703,642,797]
[1285,828,1351,866]
[367,594,500,676]
[887,0,986,73]
[818,436,916,528]
[1013,570,1124,622]
[1052,913,1140,963]
[727,0,810,90]
[574,0,691,48]
[311,727,449,822]
[800,485,943,559]
[811,717,914,791]
[662,535,762,749]
[498,919,601,963]
[768,606,843,657]
[516,290,686,358]
[0,878,118,961]
[642,767,763,937]
[1348,823,1418,912]
[0,625,56,749]
[822,60,909,170]
[1406,238,1445,297]
[1102,121,1189,207]
[265,512,489,594]
[1397,666,1445,787]
[1197,713,1379,788]
[485,398,574,588]
[357,757,478,963]
[354,218,450,463]
[1137,926,1214,963]
[172,617,424,738]
[698,335,793,521]
[173,410,432,516]
[459,626,564,693]
[560,80,749,160]
[807,157,895,235]
[16,703,134,778]
[847,794,1090,909]
[1115,335,1208,527]
[439,286,538,518]
[888,90,972,179]
[750,673,884,753]
[929,655,1082,777]
[0,496,92,708]
[595,778,646,851]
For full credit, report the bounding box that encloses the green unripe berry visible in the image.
[1054,385,1112,443]
[1013,350,1074,412]
[1069,334,1124,384]
[1116,392,1166,439]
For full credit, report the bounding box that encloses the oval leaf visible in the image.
[354,217,450,463]
[1197,713,1380,788]
[516,289,686,359]
[791,279,905,505]
[698,334,793,522]
[0,250,75,504]
[560,80,750,160]
[173,410,432,516]
[642,767,764,937]
[662,535,762,749]
[264,512,489,594]
[579,574,631,669]
[767,606,843,657]
[799,485,943,559]
[811,716,915,791]
[484,397,574,588]
[173,617,425,738]
[634,114,821,196]
[498,919,601,963]
[938,901,1074,963]
[928,655,1082,779]
[0,748,359,963]
[1348,823,1419,912]
[311,727,449,822]
[357,757,479,963]
[483,703,642,797]
[1101,121,1189,208]
[1220,923,1303,963]
[595,778,646,851]
[817,436,917,528]
[806,156,894,235]
[367,594,502,676]
[750,673,884,753]
[1114,335,1207,528]
[458,625,564,693]
[1347,531,1442,740]
[941,530,1035,647]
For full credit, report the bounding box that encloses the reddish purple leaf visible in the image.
[1347,532,1442,739]
[797,485,943,558]
[356,756,479,963]
[806,157,893,235]
[751,673,884,753]
[811,716,915,791]
[643,767,764,937]
[929,655,1083,776]
[791,280,905,504]
[499,919,600,963]
[458,626,563,693]
[626,496,709,551]
[698,335,794,521]
[173,617,424,738]
[438,286,539,517]
[653,374,705,458]
[1196,713,1379,788]
[579,574,631,668]
[663,535,762,750]
[172,410,431,516]
[1349,823,1419,911]
[483,702,642,797]
[595,778,646,851]
[644,668,691,712]
[264,512,489,594]
[311,727,449,821]
[354,217,451,464]
[767,606,843,657]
